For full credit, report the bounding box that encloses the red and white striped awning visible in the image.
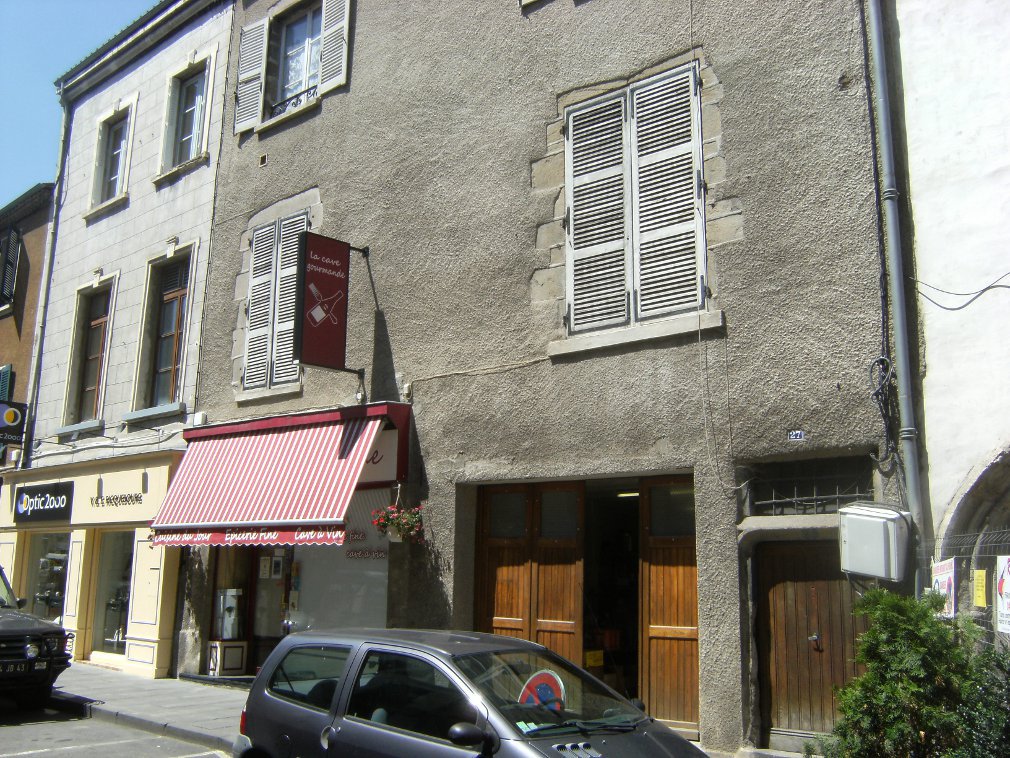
[151,414,383,547]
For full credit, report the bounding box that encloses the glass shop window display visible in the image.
[92,531,135,654]
[25,533,71,623]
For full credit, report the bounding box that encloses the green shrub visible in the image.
[822,588,1010,758]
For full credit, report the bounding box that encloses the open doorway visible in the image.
[583,479,640,698]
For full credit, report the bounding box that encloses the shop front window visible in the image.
[25,533,70,623]
[92,531,135,654]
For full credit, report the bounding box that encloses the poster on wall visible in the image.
[931,558,956,617]
[997,556,1010,634]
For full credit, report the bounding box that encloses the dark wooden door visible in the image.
[755,540,865,746]
[639,477,699,737]
[476,484,583,664]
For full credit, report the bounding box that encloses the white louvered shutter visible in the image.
[1,227,20,304]
[234,19,267,133]
[270,214,307,386]
[565,97,631,332]
[244,224,276,389]
[318,0,351,95]
[630,67,704,319]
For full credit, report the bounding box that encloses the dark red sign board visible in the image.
[293,232,350,371]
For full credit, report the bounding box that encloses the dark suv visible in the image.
[234,628,706,757]
[0,564,72,709]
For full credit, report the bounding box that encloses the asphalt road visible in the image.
[0,699,227,758]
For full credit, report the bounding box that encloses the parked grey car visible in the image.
[234,628,705,757]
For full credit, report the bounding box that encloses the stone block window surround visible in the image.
[88,95,138,216]
[532,54,741,358]
[63,274,118,427]
[234,0,351,134]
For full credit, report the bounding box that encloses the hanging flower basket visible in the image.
[372,502,424,543]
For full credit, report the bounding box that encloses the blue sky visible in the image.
[0,0,158,207]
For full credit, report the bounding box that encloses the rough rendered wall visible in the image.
[201,0,883,750]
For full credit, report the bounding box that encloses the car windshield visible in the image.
[454,648,644,736]
[0,567,17,609]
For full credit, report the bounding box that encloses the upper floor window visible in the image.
[91,99,136,210]
[1,226,22,309]
[78,290,111,422]
[279,5,322,105]
[101,116,129,202]
[243,213,306,390]
[173,70,207,166]
[564,63,707,333]
[234,0,350,133]
[150,259,190,406]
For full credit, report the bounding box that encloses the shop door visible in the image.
[755,540,865,747]
[476,484,583,664]
[639,477,699,737]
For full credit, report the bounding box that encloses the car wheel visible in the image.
[16,685,52,710]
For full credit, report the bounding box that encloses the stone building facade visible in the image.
[179,0,894,751]
[0,0,232,678]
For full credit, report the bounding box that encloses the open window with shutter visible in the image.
[564,63,706,335]
[243,213,308,391]
[1,226,21,307]
[234,0,351,134]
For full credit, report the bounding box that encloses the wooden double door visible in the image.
[476,478,699,734]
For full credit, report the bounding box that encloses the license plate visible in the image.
[0,661,29,674]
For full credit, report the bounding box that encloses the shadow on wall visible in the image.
[174,545,213,676]
[387,539,451,629]
[370,309,400,402]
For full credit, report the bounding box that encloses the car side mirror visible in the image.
[449,721,498,756]
[630,697,647,713]
[449,722,485,746]
[16,598,27,609]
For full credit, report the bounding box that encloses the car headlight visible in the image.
[44,636,65,654]
[25,642,40,659]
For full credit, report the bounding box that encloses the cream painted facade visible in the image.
[0,454,181,677]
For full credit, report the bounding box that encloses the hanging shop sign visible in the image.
[14,481,73,523]
[293,232,350,372]
[0,401,28,445]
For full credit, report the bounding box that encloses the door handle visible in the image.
[320,725,339,750]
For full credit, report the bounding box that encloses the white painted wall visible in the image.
[33,3,232,457]
[897,0,1010,528]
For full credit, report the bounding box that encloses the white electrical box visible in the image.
[839,502,911,581]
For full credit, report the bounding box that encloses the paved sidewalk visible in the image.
[50,661,249,753]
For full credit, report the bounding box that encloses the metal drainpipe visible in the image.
[866,0,928,590]
[22,86,72,469]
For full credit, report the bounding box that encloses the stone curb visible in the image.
[49,690,233,754]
